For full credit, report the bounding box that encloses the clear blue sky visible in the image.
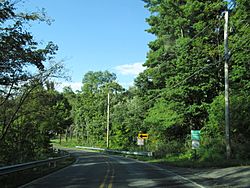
[23,0,154,91]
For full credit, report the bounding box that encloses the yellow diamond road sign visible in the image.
[138,133,148,139]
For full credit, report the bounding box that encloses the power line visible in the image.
[126,1,226,113]
[129,61,220,114]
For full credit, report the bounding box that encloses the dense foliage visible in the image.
[66,0,249,161]
[1,0,249,165]
[138,0,249,160]
[0,0,67,165]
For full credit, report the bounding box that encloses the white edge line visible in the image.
[20,152,205,188]
[109,155,206,188]
[136,159,205,188]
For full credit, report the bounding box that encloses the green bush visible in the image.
[151,139,186,158]
[203,92,250,160]
[198,136,225,162]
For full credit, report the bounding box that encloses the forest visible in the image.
[0,0,249,166]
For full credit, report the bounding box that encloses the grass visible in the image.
[51,138,79,149]
[145,154,250,169]
[51,138,250,169]
[116,151,250,169]
[51,138,103,153]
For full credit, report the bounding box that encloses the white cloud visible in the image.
[119,81,134,89]
[55,82,82,92]
[115,62,146,76]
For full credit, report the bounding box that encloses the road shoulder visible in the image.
[152,163,250,187]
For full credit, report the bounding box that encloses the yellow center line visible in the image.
[99,156,110,188]
[108,156,115,188]
[108,167,115,188]
[99,155,115,188]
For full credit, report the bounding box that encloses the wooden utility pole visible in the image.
[224,10,231,159]
[107,91,110,148]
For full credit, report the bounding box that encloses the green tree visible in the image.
[0,0,59,142]
[0,1,68,164]
[111,90,146,150]
[0,81,72,164]
[201,0,250,160]
[230,0,250,92]
[72,71,123,147]
[0,0,58,92]
[137,0,226,153]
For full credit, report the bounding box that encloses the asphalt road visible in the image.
[21,150,204,188]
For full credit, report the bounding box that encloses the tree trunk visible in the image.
[65,129,68,142]
[59,133,62,145]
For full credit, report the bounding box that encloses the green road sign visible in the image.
[191,130,200,141]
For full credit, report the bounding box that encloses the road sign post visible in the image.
[191,130,200,160]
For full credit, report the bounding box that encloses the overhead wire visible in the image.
[128,61,220,114]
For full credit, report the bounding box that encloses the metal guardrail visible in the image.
[75,146,153,157]
[0,147,152,176]
[0,154,70,176]
[75,146,105,151]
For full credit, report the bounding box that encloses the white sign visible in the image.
[137,138,144,146]
[192,140,200,149]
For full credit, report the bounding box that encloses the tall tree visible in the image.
[230,0,250,92]
[0,81,72,164]
[111,88,146,150]
[0,0,60,142]
[0,1,58,95]
[73,71,123,146]
[138,0,226,151]
[202,0,250,159]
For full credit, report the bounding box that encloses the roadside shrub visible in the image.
[198,136,225,162]
[152,140,186,158]
[203,92,250,160]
